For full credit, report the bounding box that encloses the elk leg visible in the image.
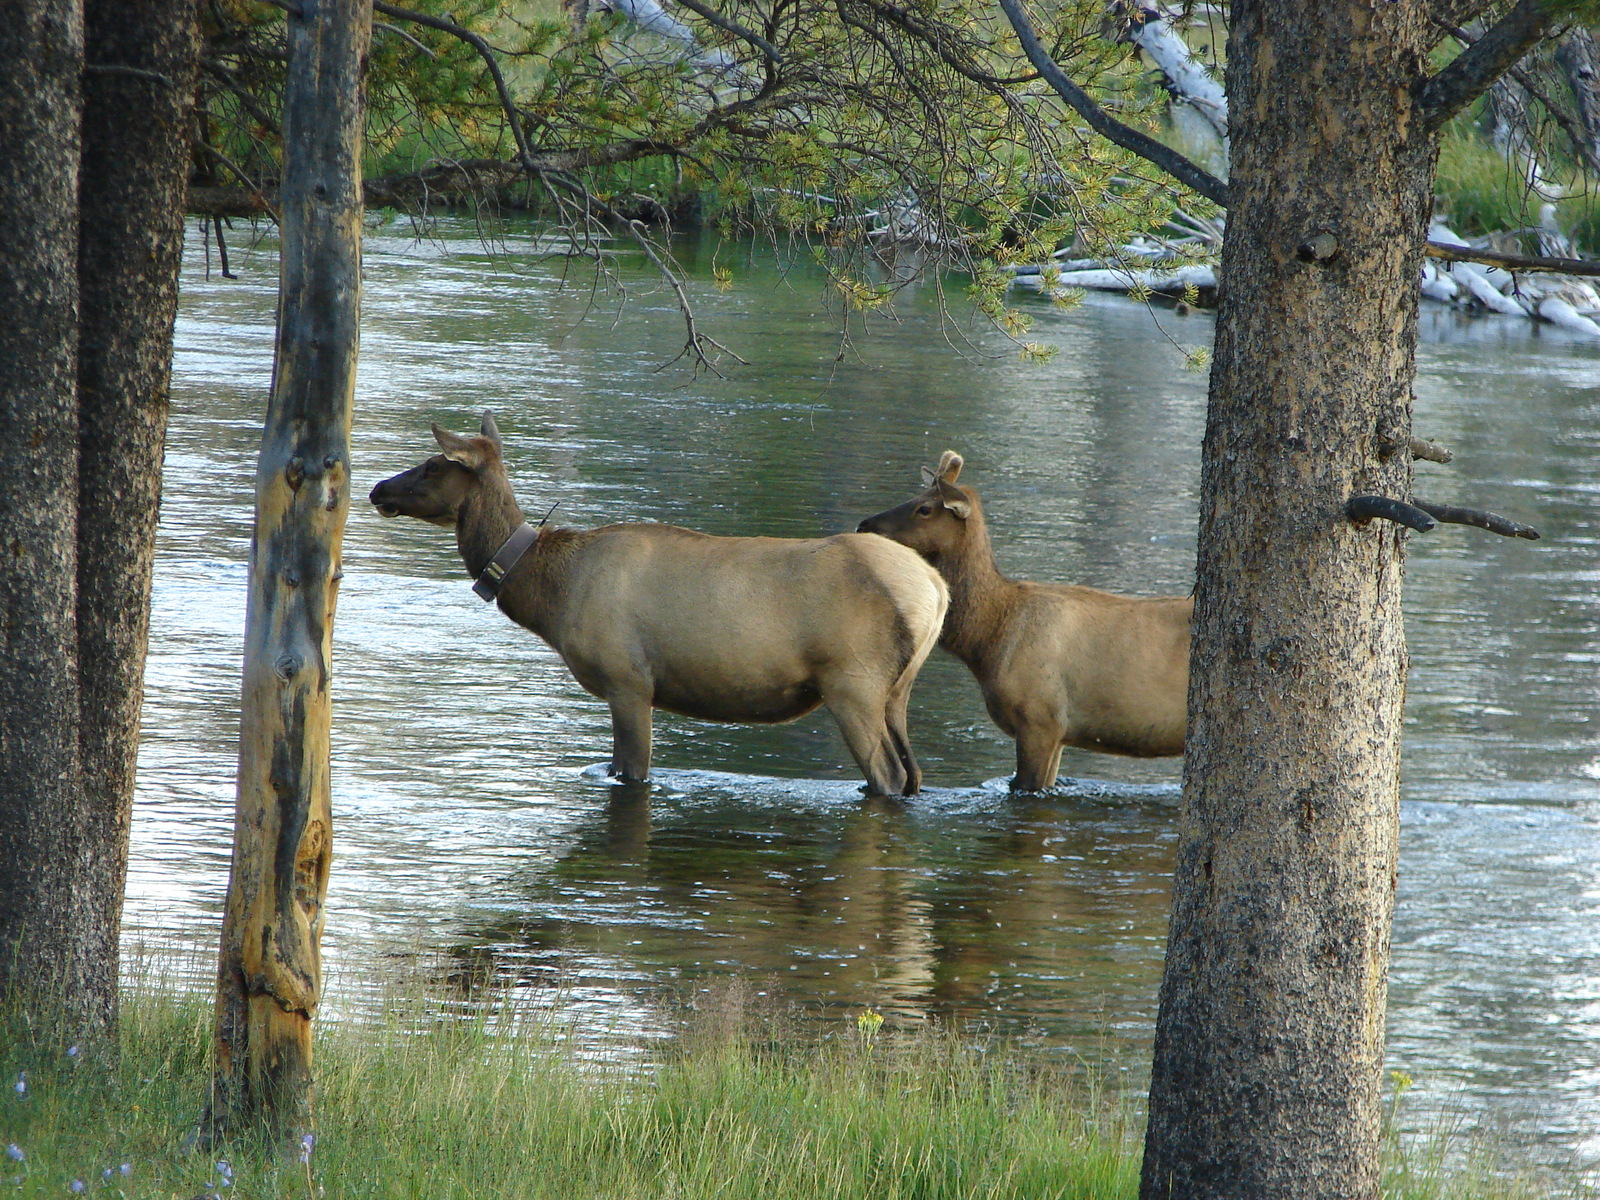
[1012,724,1065,793]
[824,683,908,797]
[606,692,654,783]
[885,685,922,796]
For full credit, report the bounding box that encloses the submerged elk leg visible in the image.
[606,691,654,783]
[822,678,909,797]
[884,683,922,795]
[1012,723,1066,793]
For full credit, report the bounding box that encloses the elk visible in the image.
[857,452,1192,792]
[370,413,949,796]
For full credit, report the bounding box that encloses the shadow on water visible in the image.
[136,217,1600,1180]
[435,766,1177,1068]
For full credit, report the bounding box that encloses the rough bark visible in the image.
[0,0,87,1015]
[1139,3,1430,1197]
[74,0,200,1035]
[211,0,369,1139]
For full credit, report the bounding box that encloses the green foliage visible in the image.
[198,0,1204,327]
[200,0,517,189]
[1434,123,1600,252]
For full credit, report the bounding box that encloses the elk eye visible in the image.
[423,462,438,477]
[916,505,934,517]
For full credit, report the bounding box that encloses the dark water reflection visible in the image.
[135,220,1599,1179]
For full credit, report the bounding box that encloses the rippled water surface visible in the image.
[137,220,1600,1178]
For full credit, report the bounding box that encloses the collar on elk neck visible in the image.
[471,502,559,602]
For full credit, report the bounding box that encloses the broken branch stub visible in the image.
[1346,495,1437,532]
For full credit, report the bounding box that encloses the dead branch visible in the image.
[1434,18,1600,176]
[1347,495,1437,532]
[546,173,748,376]
[1409,436,1454,464]
[187,184,276,218]
[1412,499,1541,539]
[1424,240,1600,278]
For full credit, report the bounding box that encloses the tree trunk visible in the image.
[0,0,87,1018]
[1140,4,1431,1197]
[1556,29,1600,173]
[211,0,369,1139]
[73,0,199,1035]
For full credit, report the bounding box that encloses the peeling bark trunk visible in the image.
[1556,29,1600,172]
[211,0,369,1139]
[0,0,87,1017]
[1140,3,1430,1196]
[1116,4,1229,140]
[75,0,199,1036]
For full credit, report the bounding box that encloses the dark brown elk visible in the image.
[370,413,949,796]
[857,451,1191,792]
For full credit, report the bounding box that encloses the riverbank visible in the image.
[0,972,1572,1200]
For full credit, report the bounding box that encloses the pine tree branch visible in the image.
[1420,0,1557,131]
[669,0,785,64]
[370,1,537,171]
[1433,17,1600,175]
[993,0,1231,207]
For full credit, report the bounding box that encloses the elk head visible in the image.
[856,451,974,559]
[369,411,504,527]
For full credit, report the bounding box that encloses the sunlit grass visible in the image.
[0,971,1579,1200]
[2,973,1139,1200]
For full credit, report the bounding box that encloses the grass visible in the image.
[1434,125,1600,253]
[0,971,1580,1200]
[2,972,1139,1200]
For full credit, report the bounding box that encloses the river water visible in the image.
[134,219,1599,1179]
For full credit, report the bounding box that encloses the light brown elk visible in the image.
[370,414,949,796]
[857,451,1191,792]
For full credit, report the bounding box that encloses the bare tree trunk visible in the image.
[1556,29,1600,172]
[211,0,369,1139]
[0,0,88,1018]
[1140,3,1431,1196]
[74,0,200,1036]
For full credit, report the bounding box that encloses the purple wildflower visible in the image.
[298,1133,315,1165]
[4,1144,22,1163]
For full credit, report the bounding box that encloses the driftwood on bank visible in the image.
[210,0,368,1143]
[997,3,1600,327]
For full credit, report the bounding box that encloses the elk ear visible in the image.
[936,480,971,520]
[432,423,487,469]
[920,464,937,487]
[936,451,963,485]
[480,410,502,446]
